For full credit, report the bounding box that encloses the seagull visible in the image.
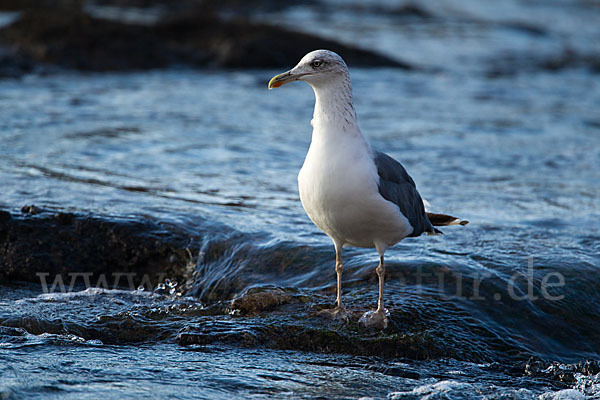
[268,50,467,329]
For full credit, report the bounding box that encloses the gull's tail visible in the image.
[425,212,469,235]
[427,213,469,227]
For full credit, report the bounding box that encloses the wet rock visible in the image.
[0,207,198,288]
[230,286,308,315]
[0,6,412,76]
[176,314,458,360]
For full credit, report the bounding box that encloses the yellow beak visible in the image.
[268,70,297,90]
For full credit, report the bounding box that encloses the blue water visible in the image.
[1,0,600,398]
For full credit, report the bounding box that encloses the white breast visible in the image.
[297,126,413,250]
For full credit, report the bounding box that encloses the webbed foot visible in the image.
[316,305,351,322]
[359,309,389,329]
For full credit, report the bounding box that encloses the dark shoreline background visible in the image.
[0,0,410,77]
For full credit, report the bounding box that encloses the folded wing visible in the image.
[373,151,438,237]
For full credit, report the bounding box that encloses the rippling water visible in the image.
[2,286,598,399]
[1,0,599,398]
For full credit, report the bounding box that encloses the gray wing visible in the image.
[373,151,436,237]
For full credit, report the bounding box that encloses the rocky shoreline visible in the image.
[0,206,481,361]
[0,206,197,287]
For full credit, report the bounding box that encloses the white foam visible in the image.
[574,372,600,398]
[36,287,153,300]
[538,389,586,400]
[389,380,473,399]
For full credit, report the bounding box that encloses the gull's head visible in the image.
[268,50,349,90]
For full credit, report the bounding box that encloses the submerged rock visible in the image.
[176,306,481,361]
[0,6,411,75]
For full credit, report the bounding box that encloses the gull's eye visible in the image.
[311,60,322,68]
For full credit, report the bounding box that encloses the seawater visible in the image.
[1,0,600,398]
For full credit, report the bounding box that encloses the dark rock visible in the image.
[0,208,198,288]
[0,6,412,74]
[156,14,410,69]
[176,313,463,360]
[0,9,172,71]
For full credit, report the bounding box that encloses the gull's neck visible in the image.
[310,76,360,136]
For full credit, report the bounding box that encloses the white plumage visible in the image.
[269,50,466,329]
[297,84,413,252]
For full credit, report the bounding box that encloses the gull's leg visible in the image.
[334,244,344,310]
[359,253,389,329]
[317,242,350,321]
[375,254,386,314]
